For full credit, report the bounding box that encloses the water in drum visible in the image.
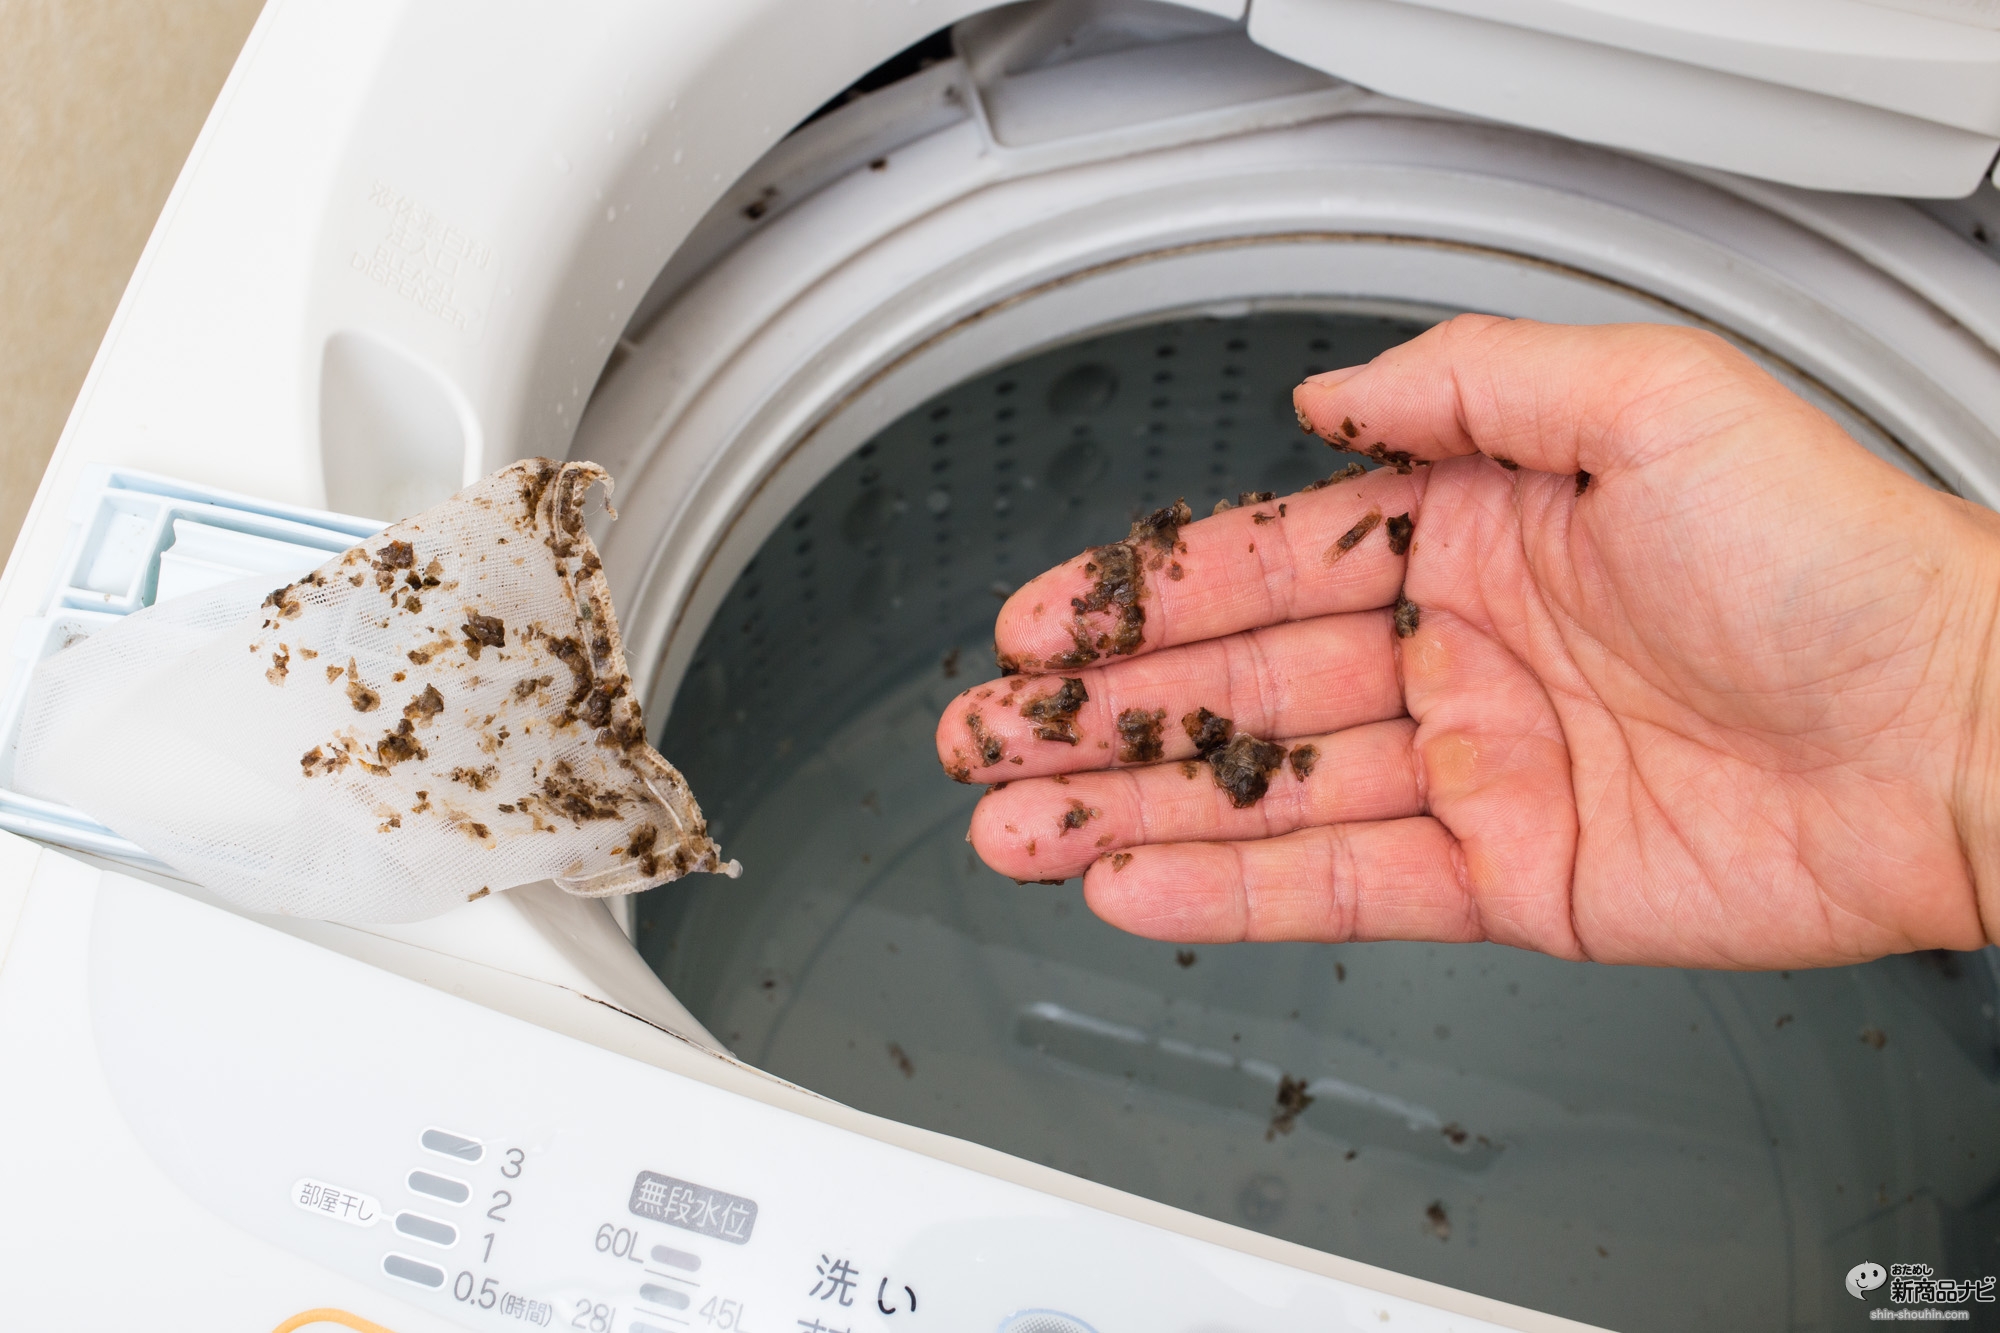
[638,309,2000,1333]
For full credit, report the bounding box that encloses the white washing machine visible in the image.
[3,2,2000,1330]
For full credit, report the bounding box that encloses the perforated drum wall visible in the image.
[640,311,2000,1333]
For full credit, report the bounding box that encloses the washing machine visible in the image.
[4,2,2000,1330]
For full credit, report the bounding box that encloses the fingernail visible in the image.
[1303,365,1365,388]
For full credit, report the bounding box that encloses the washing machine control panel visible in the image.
[85,872,1528,1333]
[296,1118,785,1333]
[302,1115,867,1333]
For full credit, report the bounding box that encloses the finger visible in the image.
[970,718,1420,880]
[1399,603,1582,957]
[990,467,1423,672]
[935,612,1401,781]
[1079,819,1483,944]
[1293,315,1811,483]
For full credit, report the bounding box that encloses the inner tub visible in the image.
[636,307,2000,1333]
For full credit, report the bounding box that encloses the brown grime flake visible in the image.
[1575,469,1593,496]
[1109,851,1134,871]
[1044,619,1099,670]
[1394,595,1421,639]
[265,647,289,686]
[1059,800,1100,835]
[300,745,347,778]
[536,759,627,822]
[544,634,594,704]
[462,611,506,659]
[512,674,553,701]
[1493,456,1520,471]
[1364,443,1418,474]
[1385,513,1414,556]
[1021,677,1088,744]
[1301,462,1367,492]
[376,719,427,767]
[1325,509,1382,566]
[1209,733,1288,808]
[1116,707,1166,764]
[261,583,303,619]
[1065,542,1144,660]
[1182,707,1234,757]
[450,764,499,791]
[402,683,445,723]
[1267,1074,1315,1140]
[1341,417,1359,439]
[965,711,1006,767]
[1127,499,1192,559]
[343,659,381,712]
[1180,760,1201,779]
[888,1042,915,1078]
[1289,744,1320,779]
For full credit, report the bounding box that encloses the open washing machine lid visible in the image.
[5,1,2000,1329]
[4,0,1999,601]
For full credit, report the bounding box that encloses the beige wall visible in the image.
[0,0,265,556]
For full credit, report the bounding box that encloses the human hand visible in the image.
[934,316,2000,968]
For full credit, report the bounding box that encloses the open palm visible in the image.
[935,317,1999,967]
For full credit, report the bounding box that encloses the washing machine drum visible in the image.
[637,316,2000,1331]
[543,9,2000,1332]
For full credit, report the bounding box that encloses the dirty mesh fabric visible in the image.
[13,460,737,922]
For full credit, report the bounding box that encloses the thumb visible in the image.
[1294,315,1801,484]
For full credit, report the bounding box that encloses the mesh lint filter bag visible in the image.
[13,460,737,922]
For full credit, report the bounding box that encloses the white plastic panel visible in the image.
[0,839,461,1332]
[1249,0,2000,196]
[1330,0,2000,134]
[76,859,1584,1331]
[320,329,480,521]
